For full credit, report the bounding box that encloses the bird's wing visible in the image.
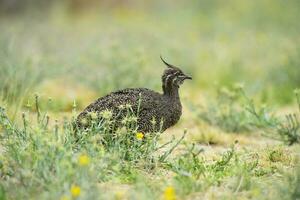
[83,88,161,114]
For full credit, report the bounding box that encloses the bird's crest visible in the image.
[160,55,181,71]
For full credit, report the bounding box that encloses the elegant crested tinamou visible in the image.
[76,56,192,133]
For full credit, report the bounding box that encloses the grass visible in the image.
[1,0,300,199]
[1,102,298,199]
[194,84,255,133]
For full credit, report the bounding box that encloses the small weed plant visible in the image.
[195,84,271,133]
[196,84,300,145]
[241,88,300,145]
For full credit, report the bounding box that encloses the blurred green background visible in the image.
[1,0,300,114]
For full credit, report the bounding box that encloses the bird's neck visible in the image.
[163,84,180,100]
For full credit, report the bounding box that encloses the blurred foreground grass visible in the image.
[0,0,300,199]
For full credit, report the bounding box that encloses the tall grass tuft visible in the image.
[241,88,300,145]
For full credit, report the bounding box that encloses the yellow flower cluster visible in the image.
[78,154,90,166]
[71,185,81,198]
[60,184,82,199]
[60,195,69,200]
[114,191,125,200]
[136,132,144,140]
[163,186,176,200]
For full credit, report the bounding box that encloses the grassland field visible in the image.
[0,1,300,199]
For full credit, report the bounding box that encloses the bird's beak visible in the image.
[184,75,192,80]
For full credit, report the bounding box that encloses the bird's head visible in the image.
[161,56,192,91]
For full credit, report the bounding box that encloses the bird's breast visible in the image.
[161,102,182,129]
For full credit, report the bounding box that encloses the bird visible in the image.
[75,56,192,133]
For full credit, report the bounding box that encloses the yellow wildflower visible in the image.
[71,185,81,198]
[163,186,176,200]
[136,132,144,140]
[60,195,69,200]
[78,154,90,166]
[114,191,125,200]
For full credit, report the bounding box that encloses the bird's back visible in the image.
[80,88,161,113]
[76,88,177,132]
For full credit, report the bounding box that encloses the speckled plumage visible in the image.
[76,57,192,133]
